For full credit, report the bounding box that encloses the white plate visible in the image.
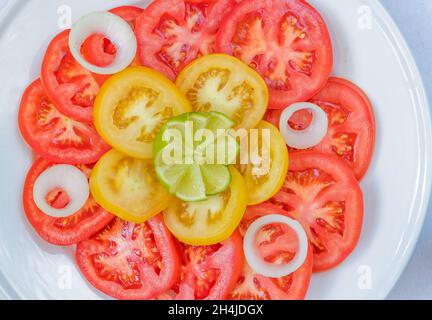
[0,0,430,300]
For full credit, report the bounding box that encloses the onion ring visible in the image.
[33,165,90,218]
[279,102,328,149]
[69,12,137,74]
[244,214,308,278]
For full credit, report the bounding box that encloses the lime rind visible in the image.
[207,111,236,132]
[200,164,232,196]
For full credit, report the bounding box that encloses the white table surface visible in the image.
[0,0,430,300]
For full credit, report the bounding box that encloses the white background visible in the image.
[0,0,430,300]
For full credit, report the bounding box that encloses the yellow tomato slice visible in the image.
[90,149,172,223]
[163,166,247,245]
[176,54,269,129]
[94,66,191,159]
[237,121,289,205]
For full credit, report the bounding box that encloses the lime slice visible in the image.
[155,158,189,192]
[174,164,207,202]
[189,112,210,130]
[153,112,237,202]
[212,132,239,165]
[207,111,236,132]
[200,164,231,195]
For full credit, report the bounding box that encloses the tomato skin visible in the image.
[23,158,114,246]
[18,79,110,165]
[230,203,313,300]
[41,30,100,123]
[270,151,364,272]
[174,231,244,300]
[76,215,181,300]
[266,77,375,180]
[136,0,236,80]
[216,0,333,109]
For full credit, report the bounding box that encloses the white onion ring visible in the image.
[279,102,328,149]
[69,12,137,75]
[244,214,308,278]
[33,165,90,218]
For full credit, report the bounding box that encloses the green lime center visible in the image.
[153,112,238,202]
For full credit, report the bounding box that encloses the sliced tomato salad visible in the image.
[165,231,243,300]
[229,203,313,300]
[16,0,375,301]
[76,215,180,300]
[18,79,110,164]
[266,78,375,180]
[136,0,236,80]
[41,30,101,123]
[217,0,333,109]
[270,151,364,271]
[23,158,114,246]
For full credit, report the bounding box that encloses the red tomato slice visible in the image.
[18,79,110,164]
[23,158,114,246]
[269,151,363,272]
[41,30,101,123]
[81,6,143,69]
[266,78,375,180]
[229,203,313,300]
[110,5,144,27]
[76,216,181,300]
[216,0,333,109]
[159,232,243,300]
[135,0,236,80]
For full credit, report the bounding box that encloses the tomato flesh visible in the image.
[136,0,236,80]
[18,79,110,164]
[176,54,269,130]
[23,158,114,246]
[229,203,313,300]
[236,121,289,205]
[163,167,247,246]
[76,216,181,300]
[90,149,172,223]
[41,30,101,123]
[217,0,333,109]
[81,6,143,69]
[110,5,144,29]
[81,34,117,68]
[269,151,363,271]
[163,231,243,300]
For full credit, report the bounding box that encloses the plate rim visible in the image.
[364,0,432,299]
[0,0,431,300]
